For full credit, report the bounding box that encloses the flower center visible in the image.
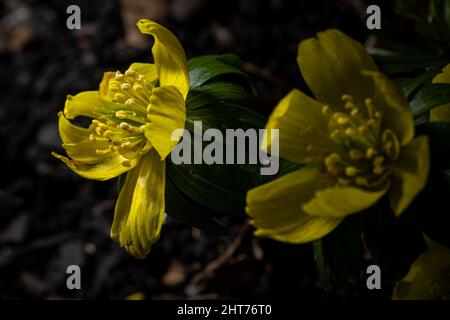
[89,70,155,167]
[305,94,400,189]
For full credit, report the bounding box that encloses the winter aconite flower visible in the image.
[52,20,189,258]
[431,64,450,122]
[392,245,450,300]
[246,30,430,244]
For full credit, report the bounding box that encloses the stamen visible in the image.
[342,94,354,102]
[345,166,359,177]
[125,69,136,77]
[121,160,131,167]
[349,149,362,160]
[120,83,131,91]
[366,148,377,159]
[322,105,332,116]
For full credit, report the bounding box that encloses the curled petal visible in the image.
[64,91,111,120]
[52,152,138,181]
[111,149,165,259]
[388,135,430,216]
[137,19,189,99]
[246,168,342,243]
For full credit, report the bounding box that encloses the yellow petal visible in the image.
[111,149,165,259]
[246,168,342,243]
[297,29,378,108]
[137,19,189,99]
[431,64,450,122]
[303,184,389,218]
[388,135,430,216]
[262,89,330,164]
[144,86,186,160]
[128,62,158,83]
[392,246,450,300]
[52,152,138,181]
[63,91,110,120]
[364,70,415,146]
[58,111,90,144]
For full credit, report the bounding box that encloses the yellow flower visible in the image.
[246,30,430,244]
[431,64,450,122]
[52,20,189,258]
[392,245,450,300]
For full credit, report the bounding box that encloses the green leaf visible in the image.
[167,103,269,217]
[396,68,440,99]
[410,83,450,117]
[322,214,362,286]
[165,176,229,236]
[188,54,249,88]
[313,239,330,289]
[187,81,252,111]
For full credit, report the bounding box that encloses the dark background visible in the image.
[0,0,391,299]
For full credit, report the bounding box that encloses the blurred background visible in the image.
[0,0,391,299]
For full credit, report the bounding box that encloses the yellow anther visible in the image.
[330,130,340,139]
[121,160,132,167]
[349,149,362,160]
[345,127,356,136]
[358,125,369,135]
[92,119,100,126]
[345,166,359,177]
[124,98,134,105]
[345,101,355,110]
[342,94,354,102]
[366,148,377,159]
[109,145,119,152]
[325,153,341,167]
[121,142,132,149]
[356,177,368,186]
[133,83,144,91]
[125,69,136,77]
[113,93,126,103]
[322,105,332,116]
[119,122,130,130]
[373,166,384,175]
[136,74,145,81]
[139,125,146,133]
[373,156,384,166]
[89,134,96,141]
[351,109,360,118]
[337,116,349,125]
[103,130,114,139]
[114,72,124,80]
[95,126,103,136]
[120,83,131,90]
